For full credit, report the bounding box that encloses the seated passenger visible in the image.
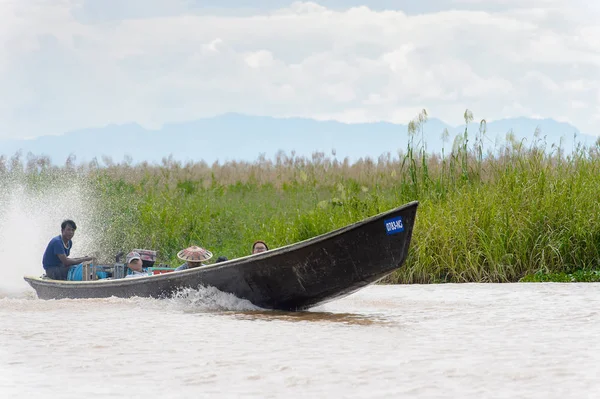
[251,240,269,254]
[42,219,94,280]
[175,246,213,271]
[125,251,149,278]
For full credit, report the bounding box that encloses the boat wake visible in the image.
[0,285,263,313]
[166,285,264,312]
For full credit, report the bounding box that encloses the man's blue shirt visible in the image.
[42,235,71,270]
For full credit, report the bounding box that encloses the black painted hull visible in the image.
[24,201,418,310]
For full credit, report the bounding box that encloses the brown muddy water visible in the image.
[1,283,599,398]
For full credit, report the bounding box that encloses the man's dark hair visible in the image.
[252,240,268,251]
[61,219,77,230]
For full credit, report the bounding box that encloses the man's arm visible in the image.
[57,254,94,266]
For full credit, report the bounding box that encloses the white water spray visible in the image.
[168,285,263,312]
[0,174,100,297]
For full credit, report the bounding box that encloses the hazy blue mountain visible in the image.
[0,113,596,166]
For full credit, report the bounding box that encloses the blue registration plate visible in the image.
[384,216,404,235]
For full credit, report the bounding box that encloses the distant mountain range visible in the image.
[0,113,596,166]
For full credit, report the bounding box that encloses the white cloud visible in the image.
[245,50,275,68]
[1,0,599,139]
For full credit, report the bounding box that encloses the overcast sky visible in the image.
[1,0,599,139]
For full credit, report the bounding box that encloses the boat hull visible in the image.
[24,201,418,310]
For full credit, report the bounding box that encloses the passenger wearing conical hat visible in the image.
[174,246,213,271]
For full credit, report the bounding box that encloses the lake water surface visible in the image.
[2,283,599,398]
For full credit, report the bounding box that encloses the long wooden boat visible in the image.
[24,201,418,310]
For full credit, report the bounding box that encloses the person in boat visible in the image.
[251,240,269,254]
[174,246,213,271]
[42,219,94,280]
[124,251,149,278]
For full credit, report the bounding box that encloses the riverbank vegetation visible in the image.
[2,110,599,283]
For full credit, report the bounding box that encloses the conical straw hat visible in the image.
[177,246,213,262]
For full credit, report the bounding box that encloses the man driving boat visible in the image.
[42,219,94,280]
